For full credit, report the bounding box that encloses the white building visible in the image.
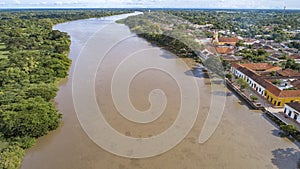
[231,63,267,96]
[284,102,300,124]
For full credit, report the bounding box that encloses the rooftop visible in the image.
[289,54,300,60]
[240,63,281,72]
[277,69,300,77]
[291,80,300,89]
[218,37,239,43]
[215,46,234,54]
[232,63,300,98]
[265,81,300,98]
[286,102,300,112]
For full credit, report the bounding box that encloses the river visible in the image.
[21,12,299,169]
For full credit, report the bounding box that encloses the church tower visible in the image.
[212,30,219,44]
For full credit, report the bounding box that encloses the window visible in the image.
[288,111,292,116]
[277,102,281,106]
[284,108,287,114]
[274,101,277,105]
[270,98,273,102]
[294,113,298,120]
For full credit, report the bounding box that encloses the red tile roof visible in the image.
[231,62,242,69]
[263,80,300,98]
[232,63,300,98]
[267,67,282,72]
[233,63,271,88]
[286,102,300,112]
[291,80,300,89]
[218,37,239,43]
[265,84,282,96]
[278,90,300,98]
[241,63,281,72]
[277,69,300,77]
[215,47,234,54]
[289,54,300,60]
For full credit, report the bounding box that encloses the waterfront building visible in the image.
[231,63,300,107]
[284,102,300,124]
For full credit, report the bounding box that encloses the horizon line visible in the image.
[0,7,300,10]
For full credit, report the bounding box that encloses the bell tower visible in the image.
[212,30,219,44]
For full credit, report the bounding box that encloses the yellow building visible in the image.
[265,86,300,107]
[232,63,300,108]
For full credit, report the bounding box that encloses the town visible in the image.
[197,12,300,129]
[1,8,300,169]
[122,9,300,137]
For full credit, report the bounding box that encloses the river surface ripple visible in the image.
[21,12,299,169]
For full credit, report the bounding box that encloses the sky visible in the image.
[0,0,299,9]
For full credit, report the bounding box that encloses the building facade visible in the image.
[231,63,300,107]
[284,102,300,124]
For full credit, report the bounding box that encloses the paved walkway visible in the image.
[242,87,300,131]
[244,88,272,107]
[230,79,300,131]
[266,107,300,131]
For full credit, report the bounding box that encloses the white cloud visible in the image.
[13,0,21,4]
[54,1,63,5]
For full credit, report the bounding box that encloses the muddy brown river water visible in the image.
[21,13,299,169]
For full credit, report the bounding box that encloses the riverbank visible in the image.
[0,10,134,169]
[120,13,300,166]
[21,13,300,169]
[225,77,300,145]
[0,12,72,169]
[225,78,265,110]
[119,13,203,62]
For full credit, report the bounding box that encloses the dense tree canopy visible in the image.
[0,9,131,169]
[238,48,268,63]
[121,13,201,59]
[164,9,300,41]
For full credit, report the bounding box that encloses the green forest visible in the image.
[0,9,131,169]
[121,9,300,74]
[166,9,300,42]
[0,8,299,169]
[120,13,201,59]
